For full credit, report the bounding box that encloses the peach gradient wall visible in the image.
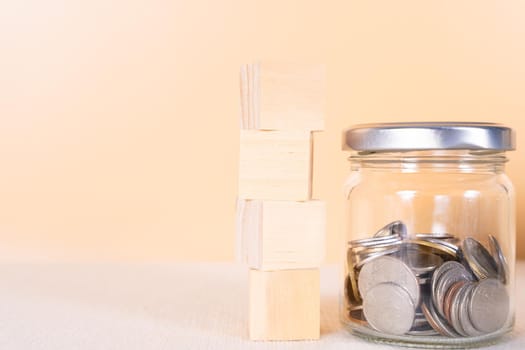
[1,1,524,262]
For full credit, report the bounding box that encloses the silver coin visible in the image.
[432,261,474,318]
[449,282,473,337]
[352,240,403,255]
[363,282,415,335]
[373,220,408,239]
[374,221,398,237]
[397,249,443,275]
[351,234,402,244]
[416,270,433,279]
[458,283,483,337]
[414,232,460,247]
[407,239,458,259]
[443,281,467,324]
[354,247,401,270]
[415,233,455,240]
[468,278,509,333]
[489,235,509,285]
[406,327,439,336]
[358,255,420,306]
[421,298,459,337]
[423,238,460,254]
[431,261,459,309]
[412,314,430,328]
[418,276,431,285]
[353,243,400,254]
[349,234,402,248]
[462,237,498,280]
[353,244,403,263]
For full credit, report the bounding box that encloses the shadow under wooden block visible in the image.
[240,62,325,131]
[249,269,320,341]
[236,199,326,270]
[238,130,312,201]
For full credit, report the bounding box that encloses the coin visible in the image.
[432,261,474,318]
[353,243,400,255]
[421,299,459,337]
[415,233,455,240]
[431,261,460,300]
[353,243,402,258]
[462,237,498,280]
[374,221,396,237]
[489,235,508,285]
[347,224,513,339]
[349,307,368,326]
[354,247,401,270]
[352,241,403,257]
[449,282,473,337]
[415,233,461,247]
[417,276,431,285]
[349,304,363,311]
[407,239,458,259]
[345,274,360,304]
[373,220,408,239]
[468,278,509,333]
[458,283,483,337]
[443,280,467,323]
[397,249,443,275]
[349,234,402,248]
[391,221,408,239]
[358,255,420,306]
[363,282,415,335]
[412,314,430,328]
[346,250,361,303]
[406,328,439,336]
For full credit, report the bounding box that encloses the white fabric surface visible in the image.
[0,262,523,349]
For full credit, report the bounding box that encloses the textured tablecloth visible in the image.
[0,262,523,349]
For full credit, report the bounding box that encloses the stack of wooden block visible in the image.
[236,62,326,341]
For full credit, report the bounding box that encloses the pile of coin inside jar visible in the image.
[345,221,510,337]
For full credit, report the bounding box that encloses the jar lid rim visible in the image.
[343,122,515,151]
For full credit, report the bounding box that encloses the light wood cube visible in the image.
[249,269,320,341]
[240,62,325,131]
[238,130,312,201]
[236,199,325,270]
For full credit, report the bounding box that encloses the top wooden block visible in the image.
[240,62,325,131]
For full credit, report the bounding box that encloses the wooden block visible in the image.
[249,269,320,341]
[238,130,312,200]
[240,62,325,131]
[236,199,325,270]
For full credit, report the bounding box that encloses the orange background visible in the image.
[1,1,524,262]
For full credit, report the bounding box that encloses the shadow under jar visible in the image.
[341,122,516,348]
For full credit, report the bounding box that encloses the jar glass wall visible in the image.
[341,123,516,348]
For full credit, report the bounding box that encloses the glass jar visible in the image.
[341,122,516,348]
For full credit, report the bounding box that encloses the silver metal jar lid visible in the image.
[344,122,515,151]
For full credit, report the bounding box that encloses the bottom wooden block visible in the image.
[249,269,320,341]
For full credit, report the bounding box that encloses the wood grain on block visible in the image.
[236,199,325,270]
[235,198,262,264]
[249,269,320,341]
[239,64,249,129]
[240,62,325,131]
[238,130,312,200]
